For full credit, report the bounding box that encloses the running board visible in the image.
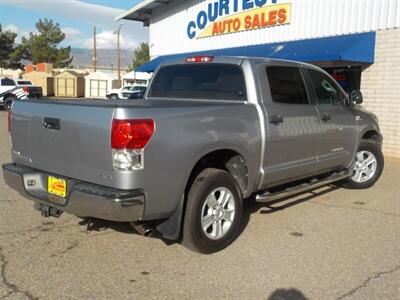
[256,170,351,203]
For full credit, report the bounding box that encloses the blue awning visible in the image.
[137,32,376,72]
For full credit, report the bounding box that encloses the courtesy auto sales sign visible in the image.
[187,0,292,39]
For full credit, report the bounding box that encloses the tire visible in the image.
[182,168,243,254]
[343,139,384,189]
[4,95,16,111]
[110,94,119,100]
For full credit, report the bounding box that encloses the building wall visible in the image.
[77,77,85,98]
[150,0,400,57]
[54,72,84,98]
[361,28,400,158]
[23,72,54,96]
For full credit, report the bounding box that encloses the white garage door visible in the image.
[90,80,108,98]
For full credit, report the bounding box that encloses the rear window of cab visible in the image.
[148,64,247,101]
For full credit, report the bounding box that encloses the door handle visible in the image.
[269,114,284,125]
[43,118,60,130]
[321,113,331,122]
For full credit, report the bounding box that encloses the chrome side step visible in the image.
[256,170,351,203]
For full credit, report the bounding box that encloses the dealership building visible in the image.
[118,0,400,158]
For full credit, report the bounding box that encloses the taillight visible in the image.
[7,111,11,132]
[111,119,155,171]
[22,86,29,93]
[111,119,155,149]
[186,55,214,63]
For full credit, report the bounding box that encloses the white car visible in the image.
[0,77,43,110]
[0,77,29,111]
[106,85,147,100]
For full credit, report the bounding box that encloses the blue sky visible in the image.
[0,0,147,50]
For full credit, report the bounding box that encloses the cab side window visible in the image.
[266,66,309,105]
[308,69,346,105]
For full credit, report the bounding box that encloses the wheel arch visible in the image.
[361,129,382,143]
[154,147,252,241]
[3,93,16,100]
[184,148,251,199]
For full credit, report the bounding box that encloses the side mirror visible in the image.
[350,90,363,105]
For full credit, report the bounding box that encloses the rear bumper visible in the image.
[27,92,42,98]
[2,163,145,222]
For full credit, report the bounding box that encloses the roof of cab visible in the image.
[158,56,319,70]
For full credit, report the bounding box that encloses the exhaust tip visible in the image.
[130,222,154,237]
[143,228,154,237]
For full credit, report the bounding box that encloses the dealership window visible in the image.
[266,67,309,105]
[324,66,361,94]
[148,64,247,101]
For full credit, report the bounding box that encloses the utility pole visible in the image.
[93,26,97,72]
[116,23,124,87]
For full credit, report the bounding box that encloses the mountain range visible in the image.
[70,48,133,69]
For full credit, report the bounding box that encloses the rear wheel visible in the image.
[182,168,243,254]
[343,140,384,189]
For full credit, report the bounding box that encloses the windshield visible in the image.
[132,86,146,92]
[148,64,247,101]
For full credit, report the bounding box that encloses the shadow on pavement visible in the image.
[267,288,309,300]
[76,184,341,246]
[78,218,133,233]
[238,184,340,236]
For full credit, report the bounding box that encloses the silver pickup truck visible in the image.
[2,56,384,253]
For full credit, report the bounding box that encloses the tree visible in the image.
[131,42,149,70]
[0,24,23,69]
[19,19,72,68]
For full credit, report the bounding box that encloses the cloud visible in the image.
[0,0,148,41]
[62,26,87,48]
[3,24,35,42]
[83,30,139,50]
[4,24,19,33]
[2,23,139,50]
[63,27,81,38]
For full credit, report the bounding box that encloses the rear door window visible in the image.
[266,67,309,105]
[148,64,247,101]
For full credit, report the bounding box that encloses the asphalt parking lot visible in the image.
[0,110,399,300]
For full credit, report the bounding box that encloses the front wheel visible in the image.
[4,95,16,111]
[343,140,384,189]
[182,168,243,254]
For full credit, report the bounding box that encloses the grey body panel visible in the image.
[11,101,115,187]
[255,60,321,187]
[11,98,262,220]
[7,56,381,222]
[314,104,357,170]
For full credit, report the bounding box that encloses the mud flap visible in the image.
[155,195,185,241]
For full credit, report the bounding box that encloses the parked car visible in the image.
[3,56,383,253]
[0,77,42,110]
[127,88,146,100]
[106,85,147,100]
[15,79,43,99]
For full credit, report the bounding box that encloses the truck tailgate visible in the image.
[10,100,115,187]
